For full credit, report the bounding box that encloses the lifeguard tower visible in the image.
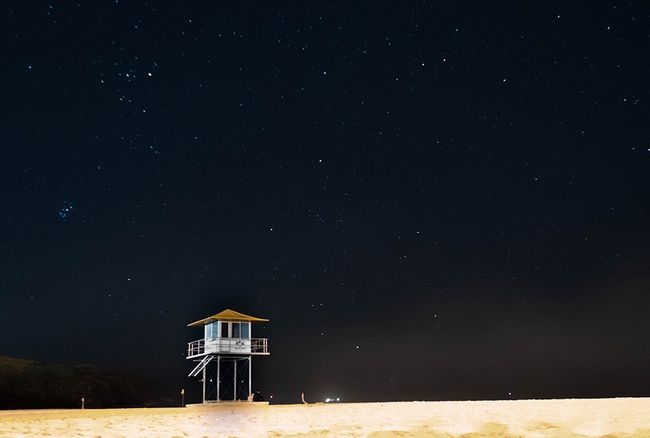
[186,308,269,403]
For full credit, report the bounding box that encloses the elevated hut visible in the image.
[186,308,269,402]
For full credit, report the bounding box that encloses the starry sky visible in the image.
[2,1,649,404]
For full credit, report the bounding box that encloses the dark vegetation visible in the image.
[0,355,160,409]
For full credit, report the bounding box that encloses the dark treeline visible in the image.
[0,355,160,409]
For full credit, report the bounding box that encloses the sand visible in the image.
[0,398,648,437]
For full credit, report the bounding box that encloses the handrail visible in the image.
[187,339,205,357]
[187,337,269,357]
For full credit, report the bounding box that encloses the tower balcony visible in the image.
[187,337,269,359]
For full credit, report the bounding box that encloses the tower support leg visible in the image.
[233,360,237,401]
[217,356,221,401]
[248,356,252,399]
[202,363,206,403]
[217,355,221,402]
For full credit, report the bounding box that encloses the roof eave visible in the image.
[187,309,270,327]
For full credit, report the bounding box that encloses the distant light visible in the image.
[325,398,331,403]
[336,397,340,402]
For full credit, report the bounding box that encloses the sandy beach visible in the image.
[0,398,648,437]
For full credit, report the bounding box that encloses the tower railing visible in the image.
[187,337,269,358]
[187,339,205,357]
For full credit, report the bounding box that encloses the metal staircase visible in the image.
[188,355,214,377]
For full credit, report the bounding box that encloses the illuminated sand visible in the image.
[0,398,648,437]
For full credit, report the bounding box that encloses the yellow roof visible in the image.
[187,308,269,327]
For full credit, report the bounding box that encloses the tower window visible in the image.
[220,321,230,338]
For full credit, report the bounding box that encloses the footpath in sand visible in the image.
[0,397,648,437]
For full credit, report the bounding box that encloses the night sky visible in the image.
[2,1,649,404]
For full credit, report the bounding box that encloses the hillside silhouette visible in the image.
[0,355,160,409]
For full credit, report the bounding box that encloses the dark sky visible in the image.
[1,1,649,403]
